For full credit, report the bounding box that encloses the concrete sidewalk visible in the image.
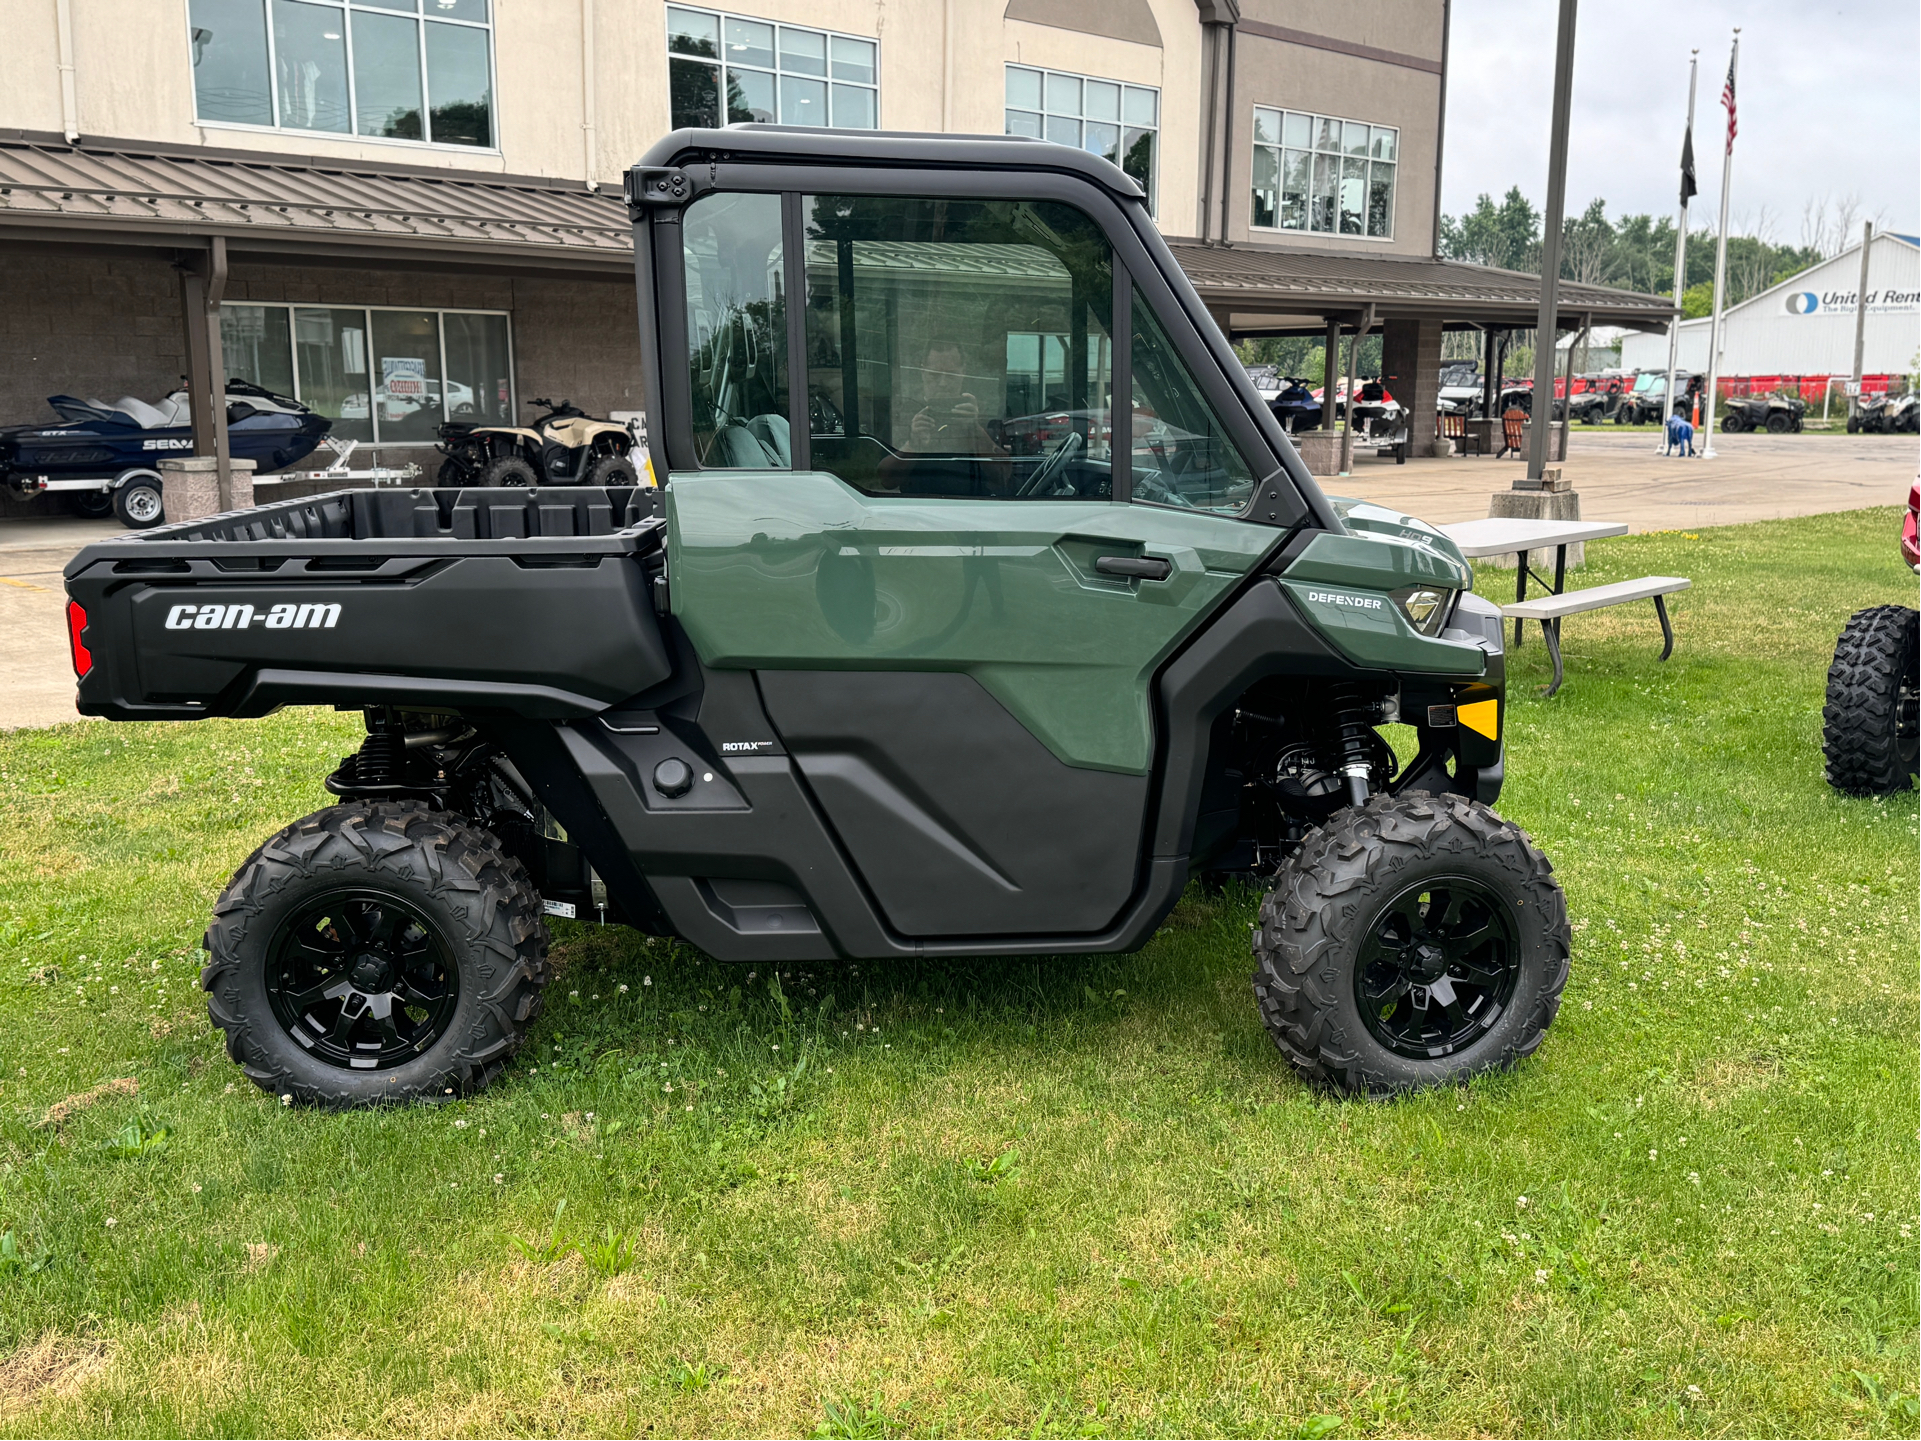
[0,518,109,730]
[1,432,1913,731]
[1328,429,1915,530]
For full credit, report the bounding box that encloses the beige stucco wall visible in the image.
[5,0,1434,255]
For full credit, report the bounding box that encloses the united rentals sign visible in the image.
[1783,287,1921,315]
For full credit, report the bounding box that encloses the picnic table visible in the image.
[1438,518,1687,696]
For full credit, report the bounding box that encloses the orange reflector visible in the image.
[1457,698,1498,740]
[67,600,93,678]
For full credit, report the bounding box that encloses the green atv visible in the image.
[65,126,1569,1106]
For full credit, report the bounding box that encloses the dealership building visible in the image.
[2,0,1669,514]
[1620,230,1920,393]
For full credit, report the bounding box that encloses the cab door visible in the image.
[660,183,1298,939]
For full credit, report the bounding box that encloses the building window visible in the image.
[219,303,514,446]
[188,0,494,147]
[1251,107,1396,239]
[1005,66,1157,214]
[667,7,878,130]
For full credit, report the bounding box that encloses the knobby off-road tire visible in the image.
[203,802,549,1107]
[477,454,538,488]
[584,454,638,487]
[1252,792,1571,1097]
[1822,605,1920,795]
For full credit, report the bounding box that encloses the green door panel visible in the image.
[667,470,1275,773]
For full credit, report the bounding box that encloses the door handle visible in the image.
[1095,555,1172,581]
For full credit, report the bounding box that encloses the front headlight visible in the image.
[1391,585,1456,636]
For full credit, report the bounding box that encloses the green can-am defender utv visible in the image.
[63,127,1569,1108]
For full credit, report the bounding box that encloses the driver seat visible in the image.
[115,395,173,428]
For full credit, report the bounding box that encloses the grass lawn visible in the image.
[0,508,1914,1438]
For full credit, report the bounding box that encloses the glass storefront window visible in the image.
[189,0,275,125]
[1005,66,1159,215]
[222,304,512,445]
[220,306,295,396]
[667,6,878,130]
[189,0,493,147]
[442,313,514,425]
[1255,106,1397,238]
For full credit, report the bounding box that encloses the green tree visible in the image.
[1680,281,1716,319]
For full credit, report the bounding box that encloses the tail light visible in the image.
[66,600,93,678]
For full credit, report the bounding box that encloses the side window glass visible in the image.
[1128,288,1256,514]
[682,192,790,468]
[801,196,1114,499]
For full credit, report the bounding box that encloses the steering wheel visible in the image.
[1015,430,1086,498]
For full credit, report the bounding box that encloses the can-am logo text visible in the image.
[164,602,340,630]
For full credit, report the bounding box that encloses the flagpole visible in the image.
[1701,30,1739,460]
[1660,52,1698,445]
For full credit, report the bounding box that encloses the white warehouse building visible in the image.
[1620,231,1920,378]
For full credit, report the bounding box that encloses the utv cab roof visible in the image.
[631,125,1147,203]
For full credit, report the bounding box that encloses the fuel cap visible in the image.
[653,757,693,797]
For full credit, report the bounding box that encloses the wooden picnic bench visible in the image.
[1503,576,1691,697]
[1439,410,1483,456]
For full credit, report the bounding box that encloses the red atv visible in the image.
[1821,482,1920,793]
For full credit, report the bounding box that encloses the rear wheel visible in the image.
[477,455,538,487]
[1846,415,1861,434]
[1822,605,1919,795]
[1252,793,1570,1097]
[112,479,165,529]
[203,802,549,1107]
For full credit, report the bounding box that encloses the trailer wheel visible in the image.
[1822,605,1920,796]
[1251,792,1570,1097]
[112,479,165,529]
[203,802,549,1108]
[476,455,538,488]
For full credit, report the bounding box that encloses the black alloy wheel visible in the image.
[1354,876,1521,1059]
[265,890,460,1071]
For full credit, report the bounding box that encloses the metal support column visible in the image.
[178,236,233,507]
[1524,0,1578,484]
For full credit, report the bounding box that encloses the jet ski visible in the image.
[0,380,331,528]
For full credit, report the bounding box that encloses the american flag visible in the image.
[1721,45,1738,154]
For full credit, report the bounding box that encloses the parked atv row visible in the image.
[1846,393,1918,434]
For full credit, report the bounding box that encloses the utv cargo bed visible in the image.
[64,486,668,722]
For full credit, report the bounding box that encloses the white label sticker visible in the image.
[542,900,577,919]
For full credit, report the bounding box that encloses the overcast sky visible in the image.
[1440,0,1921,244]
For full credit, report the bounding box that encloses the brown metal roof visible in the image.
[0,132,632,269]
[0,134,1678,328]
[1167,239,1677,331]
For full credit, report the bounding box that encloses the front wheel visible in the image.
[1720,413,1745,433]
[1765,412,1793,434]
[476,454,538,488]
[202,802,549,1107]
[583,454,638,487]
[1251,793,1570,1097]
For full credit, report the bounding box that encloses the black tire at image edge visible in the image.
[202,801,549,1107]
[1251,791,1571,1097]
[1822,605,1920,795]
